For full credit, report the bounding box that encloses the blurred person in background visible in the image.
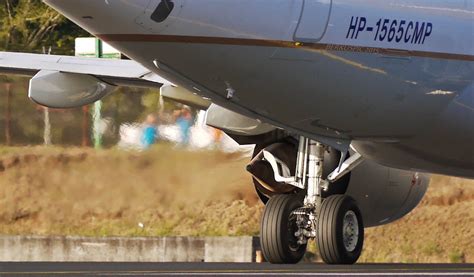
[212,128,223,144]
[141,113,159,149]
[174,106,193,145]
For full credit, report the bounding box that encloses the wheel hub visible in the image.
[342,210,359,252]
[292,207,316,245]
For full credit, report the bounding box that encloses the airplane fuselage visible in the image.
[45,0,474,178]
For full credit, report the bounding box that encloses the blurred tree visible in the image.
[0,0,87,54]
[4,83,12,145]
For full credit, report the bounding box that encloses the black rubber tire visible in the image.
[260,194,306,264]
[317,195,364,264]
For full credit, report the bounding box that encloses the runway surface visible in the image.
[0,263,473,276]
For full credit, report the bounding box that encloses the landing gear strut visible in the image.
[260,136,364,264]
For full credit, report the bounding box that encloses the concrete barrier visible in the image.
[0,236,261,262]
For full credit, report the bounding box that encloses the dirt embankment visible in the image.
[360,175,473,263]
[0,146,472,263]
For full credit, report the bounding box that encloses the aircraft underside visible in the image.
[111,40,474,179]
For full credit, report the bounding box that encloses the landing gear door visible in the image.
[294,0,332,42]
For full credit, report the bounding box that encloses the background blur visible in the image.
[0,76,174,147]
[0,0,472,264]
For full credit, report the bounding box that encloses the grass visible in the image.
[449,250,466,263]
[0,145,473,263]
[422,241,443,257]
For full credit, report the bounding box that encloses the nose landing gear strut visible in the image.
[260,136,364,264]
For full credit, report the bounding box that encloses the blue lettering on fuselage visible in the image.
[346,16,433,45]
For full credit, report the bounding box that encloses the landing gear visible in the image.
[257,136,365,264]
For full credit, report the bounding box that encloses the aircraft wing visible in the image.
[0,51,211,109]
[0,51,171,88]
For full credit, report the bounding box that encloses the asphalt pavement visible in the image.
[0,262,473,276]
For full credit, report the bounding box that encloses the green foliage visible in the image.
[421,241,443,256]
[0,0,88,54]
[449,250,465,263]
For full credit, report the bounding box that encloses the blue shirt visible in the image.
[142,125,158,148]
[176,117,192,144]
